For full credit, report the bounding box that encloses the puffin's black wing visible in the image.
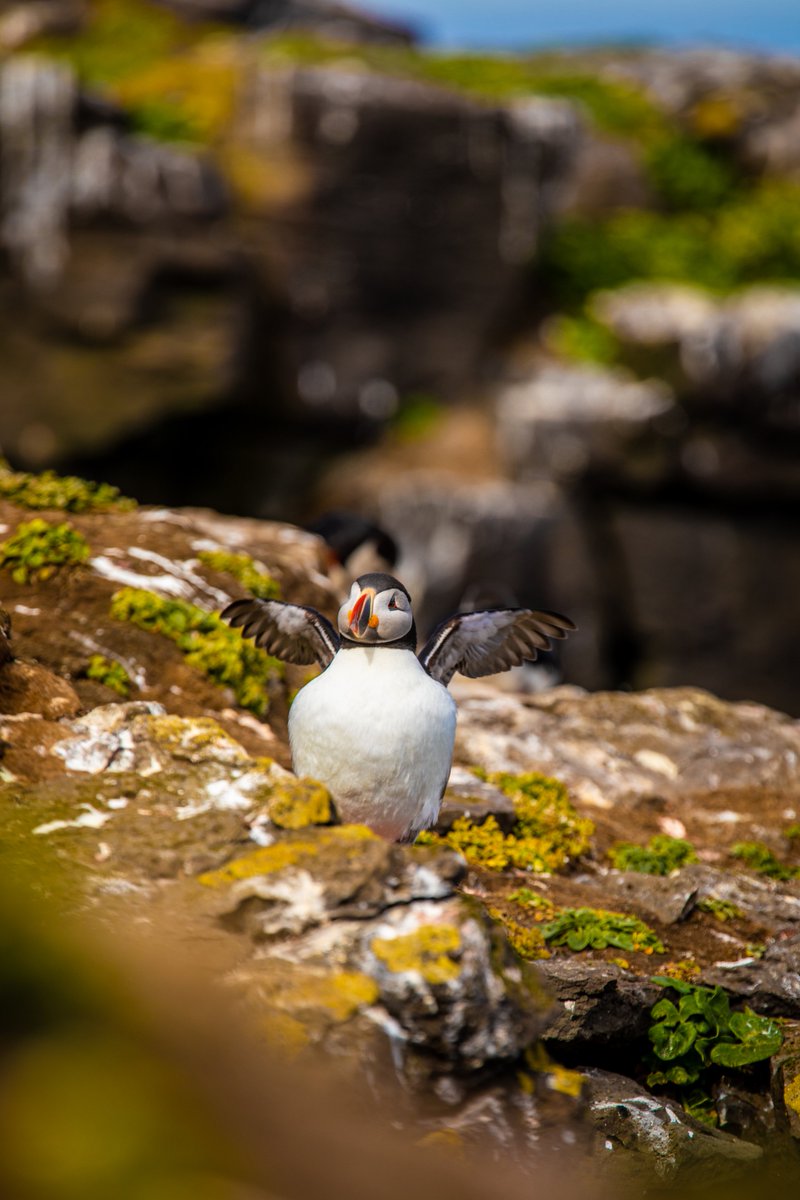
[221,598,339,668]
[419,608,576,688]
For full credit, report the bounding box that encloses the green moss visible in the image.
[83,655,132,698]
[608,834,697,876]
[542,906,665,954]
[196,550,280,601]
[508,887,557,920]
[659,960,701,983]
[492,913,550,960]
[731,840,800,882]
[420,771,592,874]
[267,779,333,831]
[0,519,90,584]
[0,460,135,513]
[110,587,283,716]
[698,897,745,922]
[371,924,462,984]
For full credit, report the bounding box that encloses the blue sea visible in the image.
[367,0,800,53]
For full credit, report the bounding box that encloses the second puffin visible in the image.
[222,573,575,842]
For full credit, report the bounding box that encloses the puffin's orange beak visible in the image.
[348,589,377,638]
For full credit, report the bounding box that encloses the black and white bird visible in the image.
[222,574,575,842]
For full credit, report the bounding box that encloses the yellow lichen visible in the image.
[198,842,318,886]
[198,825,375,888]
[524,1044,585,1097]
[278,971,380,1022]
[416,1129,464,1155]
[371,924,462,984]
[785,1073,800,1116]
[268,779,333,830]
[660,960,701,983]
[496,916,550,961]
[144,714,247,759]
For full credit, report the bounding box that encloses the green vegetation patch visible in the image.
[647,977,783,1091]
[541,906,665,954]
[418,771,593,873]
[110,587,282,715]
[196,550,280,601]
[731,840,800,882]
[0,460,135,513]
[698,897,745,922]
[541,180,800,306]
[83,655,132,698]
[608,834,697,876]
[263,36,662,134]
[0,519,90,584]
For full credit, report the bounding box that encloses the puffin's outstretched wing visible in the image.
[419,608,576,688]
[222,598,339,668]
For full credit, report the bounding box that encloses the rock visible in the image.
[0,659,81,719]
[537,960,660,1054]
[771,1020,800,1138]
[0,493,336,759]
[451,684,800,815]
[704,934,800,1017]
[584,1069,762,1182]
[496,363,675,483]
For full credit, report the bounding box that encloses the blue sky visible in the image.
[367,0,800,52]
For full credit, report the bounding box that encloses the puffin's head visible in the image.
[337,573,414,646]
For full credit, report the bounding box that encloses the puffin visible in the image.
[222,574,575,842]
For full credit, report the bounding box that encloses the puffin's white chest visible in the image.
[288,647,457,840]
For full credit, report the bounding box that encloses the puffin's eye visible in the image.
[388,595,398,610]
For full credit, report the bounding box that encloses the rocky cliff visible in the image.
[1,465,799,1192]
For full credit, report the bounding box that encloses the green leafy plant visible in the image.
[196,550,280,601]
[541,906,664,954]
[0,519,90,584]
[84,655,132,698]
[608,834,697,876]
[698,897,745,922]
[0,460,135,513]
[110,587,283,715]
[731,841,800,882]
[647,977,782,1089]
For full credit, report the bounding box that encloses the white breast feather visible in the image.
[288,648,457,840]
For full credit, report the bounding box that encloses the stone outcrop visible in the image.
[1,474,800,1185]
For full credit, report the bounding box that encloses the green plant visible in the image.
[196,550,280,601]
[0,519,90,584]
[647,977,782,1088]
[608,834,697,876]
[644,135,736,212]
[0,461,135,513]
[110,587,282,715]
[731,841,800,882]
[541,906,664,954]
[418,772,593,873]
[508,887,557,919]
[84,655,132,698]
[544,313,621,364]
[698,897,745,922]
